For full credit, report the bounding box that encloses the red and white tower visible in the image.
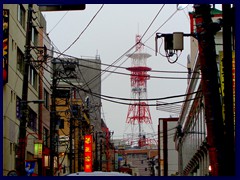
[125,35,154,147]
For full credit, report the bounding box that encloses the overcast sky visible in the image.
[42,4,205,139]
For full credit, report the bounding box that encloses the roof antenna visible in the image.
[96,49,100,59]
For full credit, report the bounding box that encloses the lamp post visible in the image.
[17,99,45,176]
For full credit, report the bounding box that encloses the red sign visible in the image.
[3,9,9,85]
[84,135,93,172]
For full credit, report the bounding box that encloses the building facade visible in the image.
[3,4,52,176]
[175,6,235,176]
[48,56,103,175]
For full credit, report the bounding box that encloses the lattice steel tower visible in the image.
[125,35,154,147]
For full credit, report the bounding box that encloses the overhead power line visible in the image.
[43,55,200,80]
[41,62,202,108]
[47,51,199,74]
[61,4,104,55]
[40,61,201,102]
[47,11,69,35]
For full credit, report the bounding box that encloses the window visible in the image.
[32,27,38,46]
[43,127,49,147]
[16,96,21,119]
[17,4,25,29]
[17,47,24,74]
[44,89,49,110]
[27,107,37,132]
[29,65,38,90]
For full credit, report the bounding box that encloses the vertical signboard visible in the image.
[219,51,225,121]
[3,9,9,84]
[232,52,235,120]
[219,51,235,122]
[84,134,93,172]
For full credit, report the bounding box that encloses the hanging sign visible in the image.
[84,134,93,172]
[34,140,43,159]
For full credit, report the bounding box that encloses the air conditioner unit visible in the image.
[59,135,69,142]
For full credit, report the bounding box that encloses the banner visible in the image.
[3,9,9,84]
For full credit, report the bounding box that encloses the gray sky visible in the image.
[42,4,195,139]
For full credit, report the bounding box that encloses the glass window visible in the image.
[43,127,49,147]
[32,27,38,46]
[17,4,25,29]
[27,107,37,132]
[17,47,24,74]
[29,65,38,90]
[44,89,49,110]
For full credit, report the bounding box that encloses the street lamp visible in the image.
[17,99,45,176]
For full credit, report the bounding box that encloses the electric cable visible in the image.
[47,11,69,35]
[41,61,201,102]
[61,4,104,55]
[47,51,199,74]
[98,5,167,85]
[57,77,203,106]
[43,55,200,80]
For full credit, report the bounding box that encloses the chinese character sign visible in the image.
[84,135,93,172]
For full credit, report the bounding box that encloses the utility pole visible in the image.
[69,117,73,173]
[16,4,33,176]
[50,58,57,176]
[163,121,168,176]
[95,133,99,171]
[69,87,73,173]
[100,139,102,171]
[194,4,225,176]
[157,119,161,176]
